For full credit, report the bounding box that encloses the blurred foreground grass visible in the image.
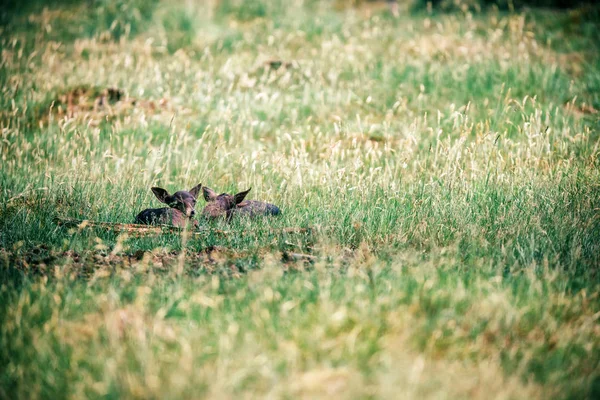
[1,0,599,398]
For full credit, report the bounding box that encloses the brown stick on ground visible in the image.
[54,217,194,235]
[53,217,312,236]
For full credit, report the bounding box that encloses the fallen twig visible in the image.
[53,217,313,237]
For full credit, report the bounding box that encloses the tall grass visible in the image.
[1,0,599,398]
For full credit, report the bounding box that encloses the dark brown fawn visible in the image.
[201,186,281,220]
[135,184,202,228]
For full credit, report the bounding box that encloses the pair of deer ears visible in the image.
[151,183,202,204]
[203,186,251,205]
[150,184,251,205]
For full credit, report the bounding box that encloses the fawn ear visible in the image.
[234,188,251,205]
[202,186,218,202]
[189,183,202,199]
[151,187,170,203]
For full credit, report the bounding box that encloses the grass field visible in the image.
[1,0,599,398]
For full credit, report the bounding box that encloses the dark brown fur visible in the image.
[136,184,201,228]
[201,187,280,220]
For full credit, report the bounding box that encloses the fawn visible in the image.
[135,184,202,228]
[201,186,280,220]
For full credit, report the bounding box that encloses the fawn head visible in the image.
[202,186,251,219]
[151,183,202,218]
